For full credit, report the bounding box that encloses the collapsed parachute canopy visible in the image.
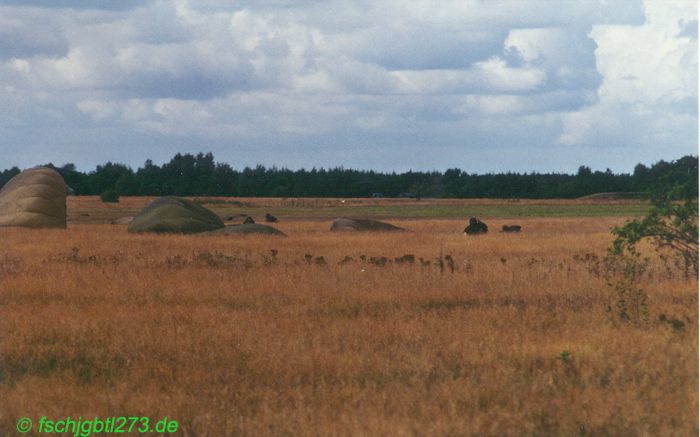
[330,218,405,232]
[0,167,67,229]
[128,196,225,234]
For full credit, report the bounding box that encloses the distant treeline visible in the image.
[0,153,697,199]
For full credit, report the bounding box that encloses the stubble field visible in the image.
[0,197,697,436]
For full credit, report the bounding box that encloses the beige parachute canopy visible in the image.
[128,196,225,234]
[330,217,405,232]
[0,167,67,228]
[111,216,134,225]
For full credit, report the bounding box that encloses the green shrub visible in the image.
[604,183,697,325]
[99,189,119,203]
[610,188,698,277]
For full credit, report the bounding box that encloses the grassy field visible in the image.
[64,196,651,224]
[0,197,696,436]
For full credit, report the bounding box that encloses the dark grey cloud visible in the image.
[113,42,256,99]
[0,11,68,58]
[122,66,253,100]
[357,28,508,71]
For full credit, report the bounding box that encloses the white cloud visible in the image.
[557,0,698,163]
[460,95,525,115]
[504,27,601,90]
[77,99,118,121]
[0,0,694,173]
[474,57,546,92]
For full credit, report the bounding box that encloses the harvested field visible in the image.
[0,197,696,436]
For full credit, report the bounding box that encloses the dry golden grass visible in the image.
[0,201,697,436]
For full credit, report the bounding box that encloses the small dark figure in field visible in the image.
[265,213,278,223]
[369,256,389,267]
[243,216,255,224]
[339,255,354,265]
[435,257,444,273]
[394,254,415,265]
[464,217,488,235]
[502,225,522,233]
[315,256,327,266]
[444,255,455,273]
[659,314,686,332]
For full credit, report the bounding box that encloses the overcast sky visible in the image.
[0,0,697,173]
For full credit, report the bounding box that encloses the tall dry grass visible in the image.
[0,216,696,436]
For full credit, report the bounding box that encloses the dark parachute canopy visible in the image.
[0,167,67,228]
[464,217,488,235]
[128,196,224,234]
[330,218,405,232]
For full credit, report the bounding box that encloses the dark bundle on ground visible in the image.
[464,217,488,235]
[265,213,278,223]
[502,225,522,233]
[243,216,255,224]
